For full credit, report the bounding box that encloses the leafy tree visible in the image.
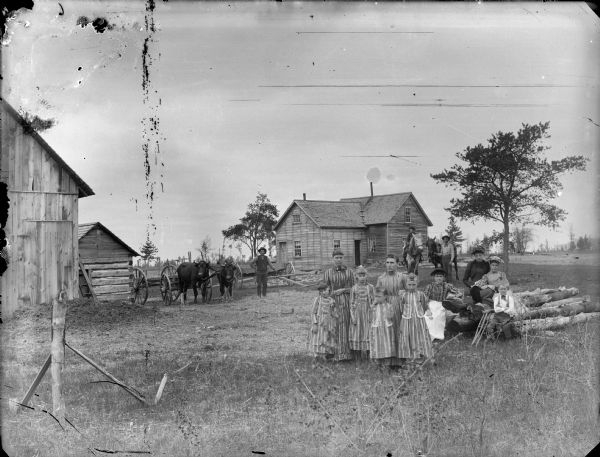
[445,215,465,244]
[197,236,211,260]
[431,122,588,273]
[511,225,534,254]
[139,236,159,267]
[222,192,279,258]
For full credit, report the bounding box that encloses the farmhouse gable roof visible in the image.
[2,100,94,198]
[341,192,433,226]
[274,200,366,230]
[78,222,140,257]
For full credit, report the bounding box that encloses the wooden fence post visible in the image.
[51,289,67,425]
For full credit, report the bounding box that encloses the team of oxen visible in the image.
[175,260,237,304]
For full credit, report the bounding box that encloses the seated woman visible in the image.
[472,255,509,305]
[462,247,490,304]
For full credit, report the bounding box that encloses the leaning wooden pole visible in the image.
[51,289,68,425]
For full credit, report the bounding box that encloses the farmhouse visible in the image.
[274,190,433,270]
[78,222,140,301]
[0,100,94,318]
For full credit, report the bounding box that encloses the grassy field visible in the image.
[1,260,599,457]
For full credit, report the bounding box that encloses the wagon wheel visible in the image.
[160,264,176,306]
[131,267,149,306]
[231,263,243,289]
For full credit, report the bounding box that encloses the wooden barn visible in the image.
[78,222,140,301]
[274,191,432,270]
[0,100,94,318]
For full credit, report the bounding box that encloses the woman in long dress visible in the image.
[397,273,433,366]
[323,249,354,362]
[349,265,374,360]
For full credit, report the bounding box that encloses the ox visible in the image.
[175,261,210,305]
[426,237,442,268]
[218,262,237,301]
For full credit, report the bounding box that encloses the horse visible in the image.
[218,262,237,301]
[426,237,442,268]
[405,233,424,275]
[175,260,211,305]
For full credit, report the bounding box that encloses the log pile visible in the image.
[447,286,599,336]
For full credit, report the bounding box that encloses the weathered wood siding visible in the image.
[79,228,134,300]
[320,228,366,267]
[365,224,388,263]
[275,205,322,270]
[387,195,430,256]
[0,110,80,317]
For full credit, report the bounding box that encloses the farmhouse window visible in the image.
[368,237,376,252]
[404,207,411,223]
[292,213,301,223]
[333,239,340,249]
[294,241,302,257]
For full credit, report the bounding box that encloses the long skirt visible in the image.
[349,302,371,351]
[334,298,352,361]
[370,324,396,359]
[397,316,433,359]
[308,318,336,357]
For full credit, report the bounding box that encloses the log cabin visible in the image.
[78,222,140,301]
[274,189,433,270]
[0,100,94,318]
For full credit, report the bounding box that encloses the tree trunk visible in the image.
[503,217,510,275]
[516,312,600,333]
[517,301,600,320]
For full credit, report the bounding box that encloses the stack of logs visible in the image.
[448,287,600,334]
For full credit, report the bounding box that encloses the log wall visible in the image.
[0,108,81,317]
[79,228,134,301]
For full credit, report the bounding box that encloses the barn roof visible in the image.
[341,192,433,226]
[274,200,366,230]
[2,100,94,198]
[78,222,140,257]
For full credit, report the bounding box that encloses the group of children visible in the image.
[307,249,520,369]
[308,254,448,369]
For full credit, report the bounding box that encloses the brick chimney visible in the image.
[303,193,306,200]
[370,182,373,197]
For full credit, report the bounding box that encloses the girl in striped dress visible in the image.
[369,287,396,367]
[349,265,374,359]
[308,282,337,359]
[396,273,434,366]
[323,249,355,362]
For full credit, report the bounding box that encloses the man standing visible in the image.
[439,235,455,280]
[250,247,276,298]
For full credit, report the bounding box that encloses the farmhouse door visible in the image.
[354,240,361,266]
[279,242,288,264]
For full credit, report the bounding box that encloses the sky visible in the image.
[3,1,599,260]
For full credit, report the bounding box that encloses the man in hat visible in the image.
[250,246,276,298]
[439,235,455,280]
[323,249,355,361]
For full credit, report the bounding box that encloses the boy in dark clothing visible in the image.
[250,247,276,297]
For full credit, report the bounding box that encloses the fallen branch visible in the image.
[271,276,311,287]
[65,342,149,405]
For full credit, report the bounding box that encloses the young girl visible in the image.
[369,287,396,367]
[396,273,434,366]
[308,281,338,360]
[349,266,374,360]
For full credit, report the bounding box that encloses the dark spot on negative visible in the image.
[76,16,89,27]
[77,67,82,71]
[92,17,110,33]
